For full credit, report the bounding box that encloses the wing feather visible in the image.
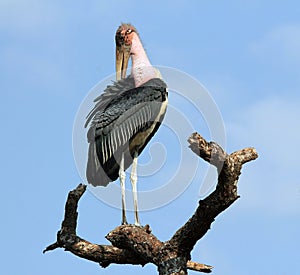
[86,77,167,186]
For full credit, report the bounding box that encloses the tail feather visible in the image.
[86,141,110,186]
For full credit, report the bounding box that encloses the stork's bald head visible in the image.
[115,24,139,80]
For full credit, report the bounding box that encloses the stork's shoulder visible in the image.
[85,76,135,128]
[94,76,136,103]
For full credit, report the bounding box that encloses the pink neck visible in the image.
[130,33,157,87]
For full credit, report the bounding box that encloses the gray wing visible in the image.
[86,77,167,186]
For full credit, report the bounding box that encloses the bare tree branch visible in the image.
[167,132,258,256]
[44,184,212,272]
[44,132,258,274]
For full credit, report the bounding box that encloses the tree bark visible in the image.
[44,132,258,274]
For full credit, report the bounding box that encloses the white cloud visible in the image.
[0,1,77,98]
[227,95,300,216]
[250,24,300,66]
[0,0,65,36]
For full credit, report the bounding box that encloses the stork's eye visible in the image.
[126,29,132,34]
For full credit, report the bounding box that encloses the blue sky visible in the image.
[1,1,300,274]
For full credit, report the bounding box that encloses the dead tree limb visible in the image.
[167,133,258,254]
[44,132,258,274]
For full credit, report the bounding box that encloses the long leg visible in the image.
[119,153,127,225]
[130,151,140,225]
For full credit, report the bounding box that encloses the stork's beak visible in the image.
[116,44,130,81]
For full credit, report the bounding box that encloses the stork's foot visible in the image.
[134,218,141,227]
[121,214,128,225]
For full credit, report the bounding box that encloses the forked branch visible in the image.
[44,132,258,274]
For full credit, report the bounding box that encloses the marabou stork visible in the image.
[85,24,168,225]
